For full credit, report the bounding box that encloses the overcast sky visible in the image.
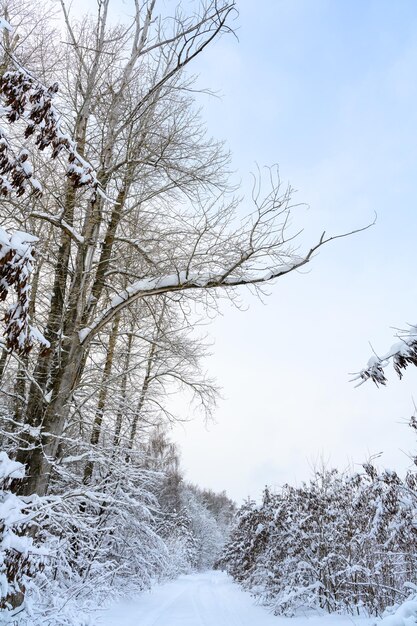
[171,0,417,502]
[69,0,417,503]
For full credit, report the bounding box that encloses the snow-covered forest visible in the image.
[0,0,417,625]
[0,0,244,621]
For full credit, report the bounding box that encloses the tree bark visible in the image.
[83,313,120,484]
[113,326,134,449]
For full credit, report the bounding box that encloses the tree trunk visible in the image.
[83,313,120,484]
[113,326,134,449]
[128,303,166,449]
[17,333,85,496]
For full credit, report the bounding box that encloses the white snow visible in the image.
[379,600,417,626]
[359,324,417,381]
[29,324,50,349]
[0,18,12,31]
[80,263,297,344]
[0,228,39,260]
[99,571,372,626]
[0,451,25,481]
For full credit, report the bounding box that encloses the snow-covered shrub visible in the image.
[14,458,170,625]
[216,495,269,583]
[219,466,417,617]
[379,598,417,626]
[0,451,47,622]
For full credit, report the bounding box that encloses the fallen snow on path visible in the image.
[100,570,372,626]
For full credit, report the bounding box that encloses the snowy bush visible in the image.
[379,598,417,626]
[219,466,417,617]
[0,451,47,622]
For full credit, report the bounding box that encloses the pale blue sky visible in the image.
[173,0,417,501]
[69,0,417,501]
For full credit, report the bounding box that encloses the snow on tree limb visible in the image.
[0,227,49,355]
[0,127,42,197]
[0,68,99,195]
[353,325,417,386]
[0,18,11,32]
[29,211,85,244]
[79,222,374,345]
[0,18,102,354]
[0,18,101,199]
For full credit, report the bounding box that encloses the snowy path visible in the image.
[100,570,369,626]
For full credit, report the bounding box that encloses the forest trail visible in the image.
[100,570,368,626]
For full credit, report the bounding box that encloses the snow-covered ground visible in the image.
[99,571,373,626]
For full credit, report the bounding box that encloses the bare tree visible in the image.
[0,2,379,618]
[0,1,370,502]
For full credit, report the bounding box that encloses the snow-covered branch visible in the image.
[353,324,417,386]
[0,227,49,355]
[29,211,85,244]
[80,223,372,345]
[0,67,99,192]
[0,14,100,199]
